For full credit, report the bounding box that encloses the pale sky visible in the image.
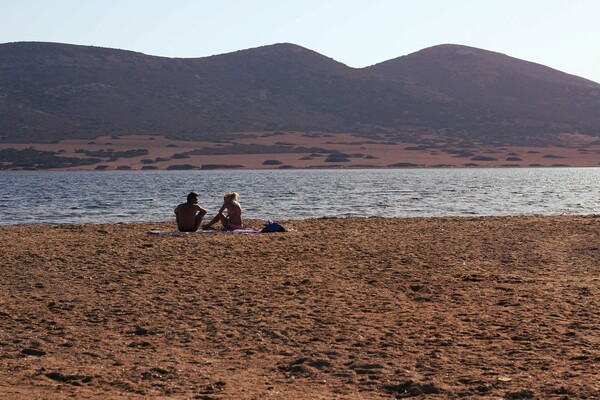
[1,0,599,83]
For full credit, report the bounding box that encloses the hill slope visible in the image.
[367,44,600,142]
[1,42,599,144]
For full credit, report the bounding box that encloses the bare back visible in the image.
[175,202,203,231]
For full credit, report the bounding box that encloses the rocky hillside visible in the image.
[1,41,599,145]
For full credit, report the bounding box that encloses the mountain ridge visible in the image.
[369,44,599,88]
[1,41,599,145]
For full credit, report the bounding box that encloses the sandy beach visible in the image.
[0,216,598,399]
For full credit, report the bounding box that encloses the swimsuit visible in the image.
[228,223,243,230]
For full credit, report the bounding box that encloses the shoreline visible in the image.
[2,132,599,171]
[1,215,599,398]
[2,165,600,173]
[1,213,599,228]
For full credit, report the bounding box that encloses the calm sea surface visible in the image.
[0,168,598,225]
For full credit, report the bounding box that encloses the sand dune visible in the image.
[0,216,598,398]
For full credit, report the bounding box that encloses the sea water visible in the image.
[0,168,598,225]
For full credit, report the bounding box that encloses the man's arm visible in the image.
[195,205,207,215]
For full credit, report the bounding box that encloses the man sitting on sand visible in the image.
[175,192,207,232]
[203,192,243,230]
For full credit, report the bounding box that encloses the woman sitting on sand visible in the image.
[203,192,243,230]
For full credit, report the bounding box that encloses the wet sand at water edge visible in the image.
[0,216,598,399]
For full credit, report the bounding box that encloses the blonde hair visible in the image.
[225,192,239,201]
